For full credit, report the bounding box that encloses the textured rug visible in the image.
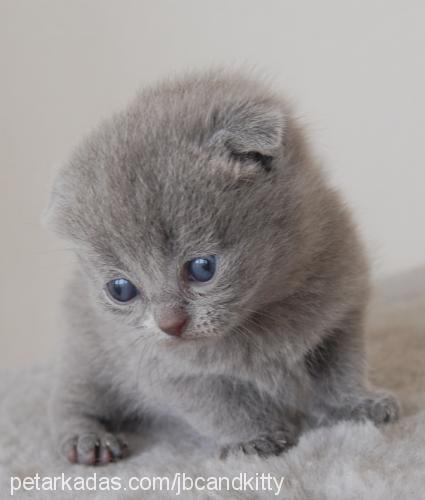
[1,268,424,499]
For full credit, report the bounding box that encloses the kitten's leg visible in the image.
[49,373,129,465]
[169,375,300,459]
[306,309,400,426]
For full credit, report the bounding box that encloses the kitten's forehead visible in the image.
[78,138,231,262]
[48,70,289,261]
[78,125,249,245]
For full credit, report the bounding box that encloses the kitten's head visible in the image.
[46,70,322,341]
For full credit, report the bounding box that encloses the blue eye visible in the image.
[187,256,216,283]
[106,278,138,303]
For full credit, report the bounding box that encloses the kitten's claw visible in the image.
[221,429,296,459]
[63,432,128,465]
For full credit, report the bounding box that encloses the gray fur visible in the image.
[45,70,399,465]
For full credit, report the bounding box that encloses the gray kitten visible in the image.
[46,70,399,465]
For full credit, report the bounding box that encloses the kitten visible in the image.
[46,70,399,465]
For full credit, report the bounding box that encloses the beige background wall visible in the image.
[1,0,424,368]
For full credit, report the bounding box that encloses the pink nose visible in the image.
[157,313,188,337]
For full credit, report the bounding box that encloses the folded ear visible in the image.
[209,101,286,172]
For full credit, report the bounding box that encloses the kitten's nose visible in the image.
[157,310,188,337]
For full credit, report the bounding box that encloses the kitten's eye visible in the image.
[186,256,216,283]
[106,278,138,303]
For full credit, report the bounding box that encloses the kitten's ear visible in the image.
[209,102,286,172]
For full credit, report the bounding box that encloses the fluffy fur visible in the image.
[45,70,398,465]
[1,269,423,499]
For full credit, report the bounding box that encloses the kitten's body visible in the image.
[47,71,398,464]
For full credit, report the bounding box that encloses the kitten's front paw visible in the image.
[62,432,129,465]
[350,392,400,425]
[220,429,297,459]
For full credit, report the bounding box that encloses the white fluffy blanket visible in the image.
[1,269,424,499]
